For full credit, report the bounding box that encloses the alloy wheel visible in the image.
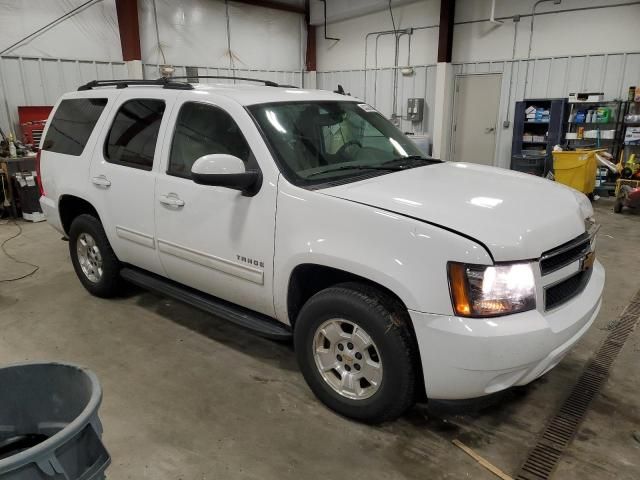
[313,318,383,400]
[76,232,103,283]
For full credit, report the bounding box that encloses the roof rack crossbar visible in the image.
[78,78,194,91]
[166,75,297,88]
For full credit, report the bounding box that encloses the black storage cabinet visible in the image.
[14,175,43,216]
[511,98,567,176]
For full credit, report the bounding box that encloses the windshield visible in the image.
[248,101,433,187]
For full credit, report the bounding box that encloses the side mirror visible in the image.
[191,154,261,196]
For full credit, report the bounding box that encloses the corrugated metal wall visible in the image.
[142,64,303,90]
[317,51,640,166]
[0,56,128,135]
[0,55,303,137]
[2,51,637,168]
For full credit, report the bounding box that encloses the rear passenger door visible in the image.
[88,91,176,276]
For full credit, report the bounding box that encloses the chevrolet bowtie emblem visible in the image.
[581,251,596,272]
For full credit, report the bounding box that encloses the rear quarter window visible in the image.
[42,98,108,156]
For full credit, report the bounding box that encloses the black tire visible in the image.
[294,282,418,423]
[613,200,623,213]
[69,214,122,298]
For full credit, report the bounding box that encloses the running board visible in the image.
[120,267,292,341]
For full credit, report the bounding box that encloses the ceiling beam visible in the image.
[231,0,305,15]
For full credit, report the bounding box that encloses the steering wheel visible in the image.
[335,140,363,157]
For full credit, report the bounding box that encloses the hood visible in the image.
[320,162,591,261]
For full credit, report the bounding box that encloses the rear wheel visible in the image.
[294,282,418,423]
[69,214,122,297]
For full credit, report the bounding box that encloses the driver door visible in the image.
[154,99,277,316]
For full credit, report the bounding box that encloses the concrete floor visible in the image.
[1,197,639,479]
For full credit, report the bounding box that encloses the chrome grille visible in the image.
[541,224,598,310]
[540,233,591,275]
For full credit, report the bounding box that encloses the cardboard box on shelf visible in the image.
[625,126,640,145]
[601,130,615,139]
[584,130,598,139]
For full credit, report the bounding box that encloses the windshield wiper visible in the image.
[306,164,403,179]
[380,155,440,167]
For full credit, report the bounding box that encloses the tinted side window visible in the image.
[42,98,108,156]
[105,99,165,170]
[168,102,251,178]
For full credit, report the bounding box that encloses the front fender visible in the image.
[273,182,492,323]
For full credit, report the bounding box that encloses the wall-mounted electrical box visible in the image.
[407,98,424,122]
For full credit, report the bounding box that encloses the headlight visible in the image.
[448,262,536,317]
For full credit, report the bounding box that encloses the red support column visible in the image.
[437,0,455,63]
[306,24,317,71]
[433,0,456,159]
[304,0,317,88]
[115,0,142,66]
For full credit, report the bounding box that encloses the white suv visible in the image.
[38,77,604,423]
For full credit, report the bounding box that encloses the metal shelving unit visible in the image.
[564,100,626,161]
[564,100,628,196]
[622,101,640,162]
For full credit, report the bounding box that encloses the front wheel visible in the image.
[294,283,418,423]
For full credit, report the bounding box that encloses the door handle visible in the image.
[159,194,185,207]
[485,127,496,133]
[91,175,111,187]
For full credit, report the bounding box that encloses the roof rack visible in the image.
[78,78,194,91]
[167,75,298,88]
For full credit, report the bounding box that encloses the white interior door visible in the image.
[451,74,502,165]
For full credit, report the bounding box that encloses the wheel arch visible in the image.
[286,263,410,326]
[58,194,101,235]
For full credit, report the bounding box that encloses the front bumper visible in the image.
[411,259,605,400]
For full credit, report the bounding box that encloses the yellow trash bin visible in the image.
[552,149,601,195]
